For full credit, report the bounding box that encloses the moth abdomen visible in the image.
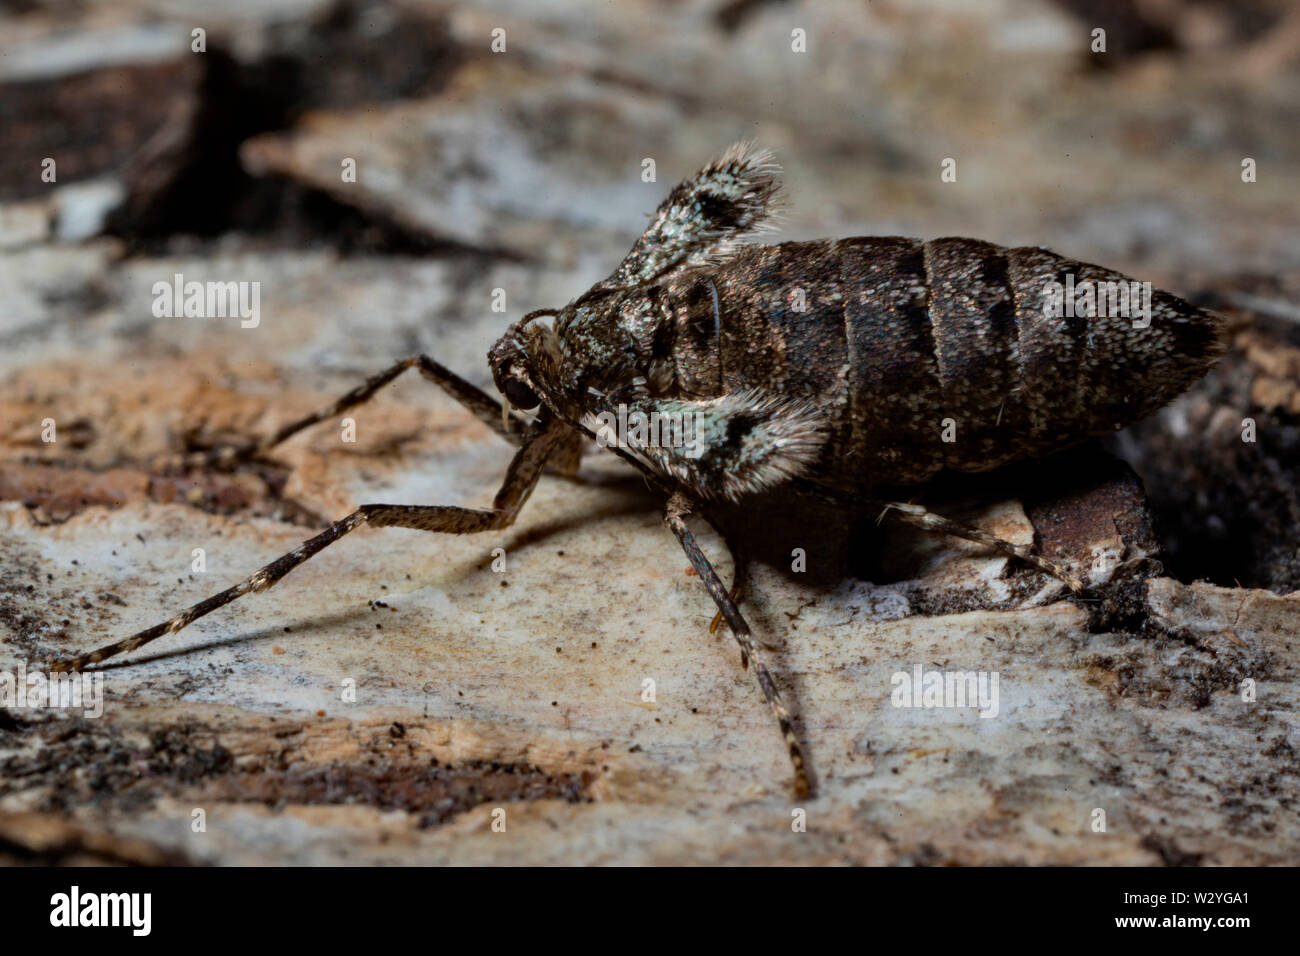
[658,236,1225,494]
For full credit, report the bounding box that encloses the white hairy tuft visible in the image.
[583,388,829,502]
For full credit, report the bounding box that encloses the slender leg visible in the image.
[156,354,527,471]
[709,555,747,637]
[879,501,1085,593]
[787,479,1087,593]
[664,493,810,797]
[54,417,565,672]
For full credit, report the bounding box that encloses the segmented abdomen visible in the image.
[668,237,1224,492]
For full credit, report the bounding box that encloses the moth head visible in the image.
[489,309,559,412]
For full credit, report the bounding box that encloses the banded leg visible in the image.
[880,501,1085,593]
[157,354,527,471]
[54,417,565,672]
[664,494,810,797]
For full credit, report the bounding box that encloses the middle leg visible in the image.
[664,493,811,797]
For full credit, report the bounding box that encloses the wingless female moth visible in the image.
[52,144,1226,797]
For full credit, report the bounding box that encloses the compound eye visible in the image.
[502,378,541,411]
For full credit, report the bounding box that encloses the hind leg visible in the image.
[880,501,1084,592]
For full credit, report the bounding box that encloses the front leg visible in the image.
[156,354,530,472]
[52,415,567,672]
